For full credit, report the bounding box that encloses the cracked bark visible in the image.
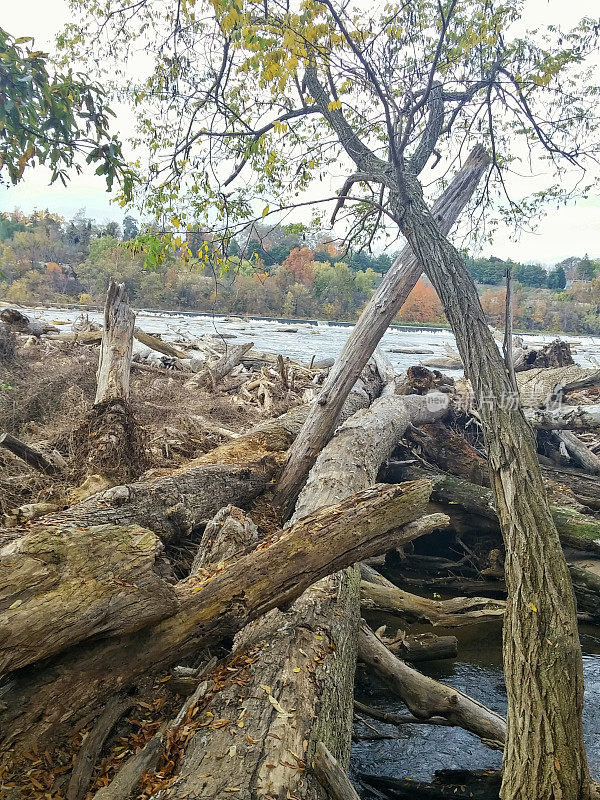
[400,180,592,800]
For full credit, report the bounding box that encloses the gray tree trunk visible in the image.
[95,279,135,405]
[273,145,491,516]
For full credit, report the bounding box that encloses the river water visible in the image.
[23,304,600,787]
[353,621,600,789]
[22,306,600,375]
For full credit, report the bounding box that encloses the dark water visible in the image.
[352,623,600,784]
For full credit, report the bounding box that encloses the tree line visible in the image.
[0,210,598,331]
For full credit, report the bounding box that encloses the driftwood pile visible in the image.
[1,287,600,800]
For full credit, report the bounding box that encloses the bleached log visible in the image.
[524,404,600,430]
[133,328,188,358]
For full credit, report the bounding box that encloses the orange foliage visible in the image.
[480,288,507,326]
[45,262,62,274]
[282,247,315,285]
[396,280,445,325]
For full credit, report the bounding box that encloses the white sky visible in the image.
[1,0,600,264]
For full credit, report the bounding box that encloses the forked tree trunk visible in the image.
[400,179,592,800]
[273,144,491,516]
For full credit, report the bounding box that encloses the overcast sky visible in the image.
[1,0,600,264]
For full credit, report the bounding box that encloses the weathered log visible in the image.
[66,695,133,800]
[273,145,491,516]
[354,700,452,727]
[2,406,309,546]
[557,430,600,475]
[165,397,449,800]
[378,631,459,662]
[95,280,135,405]
[0,308,57,336]
[359,561,505,627]
[190,341,254,388]
[0,378,379,548]
[0,522,177,674]
[190,504,260,572]
[0,432,66,474]
[516,365,600,407]
[421,355,462,369]
[361,580,505,626]
[524,404,600,430]
[314,742,362,800]
[0,481,432,752]
[45,329,103,344]
[392,464,600,555]
[133,328,188,358]
[358,623,506,748]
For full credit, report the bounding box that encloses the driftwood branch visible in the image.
[0,432,66,474]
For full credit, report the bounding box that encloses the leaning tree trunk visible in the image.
[273,144,491,516]
[400,177,592,800]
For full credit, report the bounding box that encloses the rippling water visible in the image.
[22,306,600,375]
[353,622,600,784]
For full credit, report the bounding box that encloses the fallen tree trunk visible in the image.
[391,464,600,555]
[361,580,505,626]
[190,341,254,388]
[524,404,600,431]
[0,308,57,336]
[358,623,506,748]
[133,328,188,358]
[557,430,600,475]
[368,628,458,662]
[0,522,177,674]
[359,563,505,627]
[516,365,600,407]
[0,432,66,474]
[159,394,447,800]
[273,145,491,516]
[0,480,432,753]
[0,373,379,546]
